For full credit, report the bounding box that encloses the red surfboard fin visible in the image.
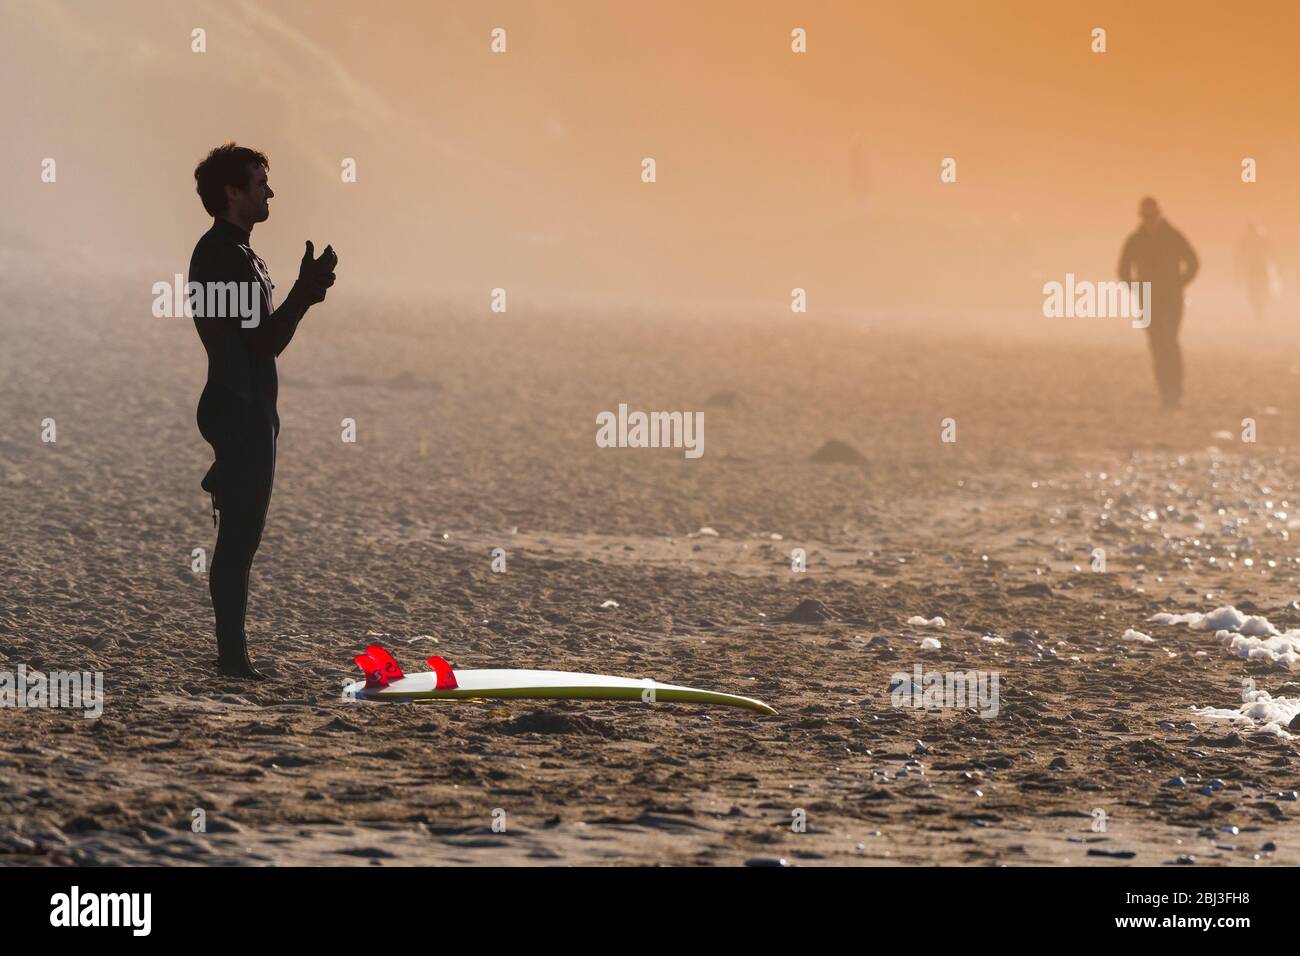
[364,645,405,683]
[354,652,388,689]
[426,656,458,690]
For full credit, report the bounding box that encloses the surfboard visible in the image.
[346,646,776,715]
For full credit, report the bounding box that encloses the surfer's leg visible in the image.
[236,403,277,619]
[198,385,242,648]
[200,389,275,677]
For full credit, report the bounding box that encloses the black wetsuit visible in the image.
[189,219,307,669]
[1118,220,1199,408]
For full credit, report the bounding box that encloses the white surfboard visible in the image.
[346,647,776,715]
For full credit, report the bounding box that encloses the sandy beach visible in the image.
[3,273,1300,866]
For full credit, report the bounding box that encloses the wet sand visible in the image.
[3,275,1300,865]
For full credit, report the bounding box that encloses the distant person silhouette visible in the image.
[189,143,337,679]
[1236,220,1275,322]
[1118,197,1198,410]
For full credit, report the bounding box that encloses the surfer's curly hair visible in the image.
[194,142,270,217]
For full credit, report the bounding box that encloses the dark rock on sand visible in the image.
[808,439,866,466]
[783,599,839,624]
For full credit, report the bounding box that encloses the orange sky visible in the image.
[3,0,1298,318]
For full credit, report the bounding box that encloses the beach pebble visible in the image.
[744,857,790,867]
[1164,776,1187,788]
[808,439,866,466]
[913,740,929,755]
[907,615,945,628]
[1218,825,1239,836]
[1262,841,1277,852]
[782,600,838,624]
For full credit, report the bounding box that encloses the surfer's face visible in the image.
[226,164,273,226]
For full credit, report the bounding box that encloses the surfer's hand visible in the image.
[295,241,337,306]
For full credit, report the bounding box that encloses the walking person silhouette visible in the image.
[1118,197,1199,411]
[1236,220,1275,322]
[189,143,337,678]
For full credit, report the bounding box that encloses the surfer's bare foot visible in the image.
[216,646,269,680]
[217,658,268,680]
[215,632,269,680]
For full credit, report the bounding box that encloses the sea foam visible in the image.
[1148,605,1296,667]
[1192,687,1300,738]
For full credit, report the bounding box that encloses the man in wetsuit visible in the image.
[190,143,337,679]
[1117,197,1199,410]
